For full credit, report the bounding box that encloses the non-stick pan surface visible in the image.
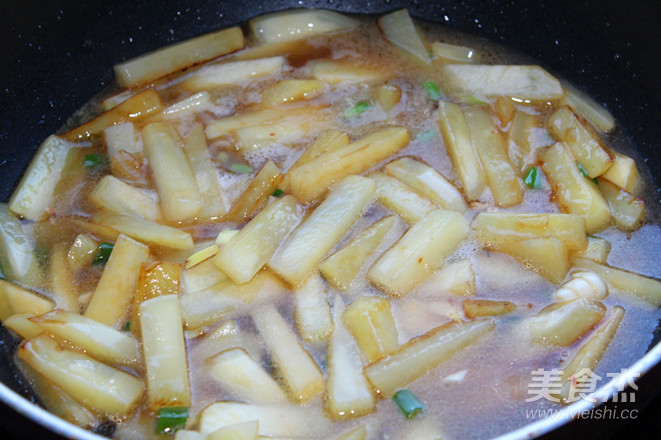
[0,1,660,438]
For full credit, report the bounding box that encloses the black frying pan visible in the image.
[1,0,660,438]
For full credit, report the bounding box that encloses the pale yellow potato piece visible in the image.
[307,59,386,83]
[526,298,606,346]
[250,9,357,44]
[214,195,303,284]
[551,307,624,403]
[184,245,219,270]
[320,215,395,290]
[368,209,470,296]
[30,309,141,367]
[48,242,79,312]
[251,304,325,402]
[437,100,485,200]
[162,91,212,118]
[378,9,430,64]
[493,96,516,126]
[371,172,436,224]
[540,142,611,233]
[181,258,229,294]
[89,175,161,221]
[431,41,476,63]
[18,334,143,416]
[462,299,516,319]
[287,127,409,203]
[84,234,150,328]
[207,348,289,405]
[507,110,542,175]
[464,107,524,206]
[205,108,299,139]
[562,82,616,133]
[571,257,661,307]
[364,319,495,396]
[343,296,399,364]
[385,157,468,213]
[264,79,326,106]
[207,420,258,440]
[3,314,44,339]
[290,130,350,169]
[490,237,569,284]
[140,295,190,409]
[572,236,611,264]
[185,56,285,90]
[269,176,376,286]
[224,160,283,223]
[547,106,612,178]
[333,425,368,440]
[103,121,141,156]
[597,178,645,231]
[326,297,375,419]
[600,149,641,195]
[376,83,402,112]
[67,234,98,272]
[114,26,244,87]
[183,125,227,220]
[415,259,476,296]
[443,65,564,101]
[143,122,202,222]
[94,213,194,250]
[0,279,54,321]
[475,212,588,251]
[0,205,41,287]
[294,274,333,342]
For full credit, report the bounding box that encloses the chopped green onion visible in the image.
[155,406,188,434]
[524,167,542,189]
[344,100,371,118]
[423,81,443,101]
[121,321,131,332]
[230,163,254,174]
[393,389,426,419]
[83,153,108,169]
[415,129,437,142]
[577,162,599,184]
[272,188,284,197]
[92,242,114,266]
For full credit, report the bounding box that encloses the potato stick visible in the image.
[18,334,144,416]
[525,298,606,346]
[547,106,612,178]
[415,259,476,296]
[206,421,258,440]
[343,296,399,364]
[140,295,191,409]
[184,245,219,269]
[572,236,611,264]
[269,176,376,286]
[215,195,303,284]
[30,309,141,367]
[84,234,150,328]
[250,9,357,44]
[114,26,244,88]
[562,82,616,133]
[89,175,162,222]
[0,279,54,321]
[371,172,436,224]
[287,127,408,203]
[597,177,645,231]
[181,258,229,294]
[378,9,431,64]
[0,204,40,285]
[264,79,326,106]
[251,304,325,402]
[63,89,163,141]
[571,257,661,307]
[48,242,79,312]
[376,83,402,112]
[431,41,476,63]
[207,348,289,404]
[442,65,563,101]
[143,122,202,222]
[552,307,624,403]
[67,234,98,271]
[70,217,120,242]
[3,313,44,339]
[463,107,523,207]
[333,425,368,440]
[132,261,182,335]
[294,274,333,342]
[8,136,72,221]
[320,216,395,290]
[493,96,516,126]
[490,237,569,284]
[437,101,485,200]
[225,160,283,222]
[462,299,516,319]
[291,130,350,169]
[364,319,495,396]
[307,59,386,83]
[233,122,306,151]
[368,209,470,296]
[94,213,194,250]
[183,125,227,220]
[205,109,288,139]
[326,296,375,419]
[540,142,611,233]
[184,56,285,90]
[475,212,588,251]
[161,91,212,119]
[104,122,142,156]
[385,157,468,213]
[507,111,541,174]
[600,149,641,195]
[199,402,332,438]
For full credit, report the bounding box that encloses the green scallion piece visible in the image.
[92,242,114,266]
[272,188,284,197]
[155,406,188,434]
[423,81,443,101]
[230,163,254,174]
[345,100,371,118]
[83,153,108,169]
[415,129,437,142]
[121,321,131,332]
[524,166,542,189]
[393,389,426,419]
